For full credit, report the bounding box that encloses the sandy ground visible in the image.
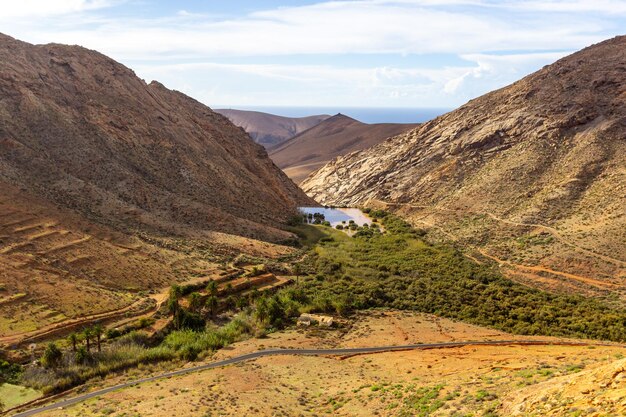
[31,310,626,417]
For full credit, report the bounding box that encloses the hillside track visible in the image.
[9,339,625,417]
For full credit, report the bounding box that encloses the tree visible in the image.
[42,342,62,368]
[167,285,183,329]
[93,324,103,352]
[206,280,218,297]
[255,296,270,324]
[75,346,88,365]
[205,295,218,318]
[83,327,93,353]
[67,333,78,353]
[292,264,302,285]
[189,292,202,313]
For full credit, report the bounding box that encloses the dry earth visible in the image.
[214,109,330,148]
[270,114,418,183]
[29,310,626,417]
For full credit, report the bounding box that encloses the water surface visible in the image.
[299,207,371,227]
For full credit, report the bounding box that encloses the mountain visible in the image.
[0,33,318,344]
[214,108,330,148]
[270,114,418,183]
[0,33,314,242]
[303,36,626,292]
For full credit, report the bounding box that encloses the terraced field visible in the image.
[0,184,294,349]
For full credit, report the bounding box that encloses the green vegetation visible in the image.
[282,212,626,341]
[0,383,41,410]
[22,314,257,394]
[12,209,626,397]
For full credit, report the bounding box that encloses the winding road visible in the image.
[9,339,623,417]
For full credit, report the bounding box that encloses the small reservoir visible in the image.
[298,207,372,227]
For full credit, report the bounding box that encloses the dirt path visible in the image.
[404,212,619,293]
[10,339,625,417]
[476,249,618,290]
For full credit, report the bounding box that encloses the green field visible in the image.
[0,383,42,409]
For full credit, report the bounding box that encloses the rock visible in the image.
[0,33,315,242]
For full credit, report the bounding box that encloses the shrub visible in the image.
[41,343,62,369]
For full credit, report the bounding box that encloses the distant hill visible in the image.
[269,114,419,183]
[303,36,626,293]
[214,109,330,148]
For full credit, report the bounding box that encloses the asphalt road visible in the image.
[9,340,619,416]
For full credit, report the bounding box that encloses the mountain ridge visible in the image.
[214,108,330,148]
[0,33,315,242]
[302,35,626,290]
[270,113,419,183]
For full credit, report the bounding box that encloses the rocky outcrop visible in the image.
[0,33,315,242]
[302,36,625,285]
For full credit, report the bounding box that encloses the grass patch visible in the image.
[0,383,42,409]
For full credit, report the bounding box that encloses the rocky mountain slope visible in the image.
[215,108,329,148]
[303,36,625,294]
[0,33,314,242]
[270,114,418,183]
[0,33,315,343]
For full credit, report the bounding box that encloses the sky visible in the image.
[1,0,625,109]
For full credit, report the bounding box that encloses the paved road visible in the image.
[10,340,621,417]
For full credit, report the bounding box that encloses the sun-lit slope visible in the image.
[215,108,330,148]
[270,114,418,183]
[33,311,626,417]
[302,36,626,291]
[0,33,314,243]
[0,181,213,340]
[0,33,315,343]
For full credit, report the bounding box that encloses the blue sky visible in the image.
[1,1,625,109]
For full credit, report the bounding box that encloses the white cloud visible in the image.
[511,0,626,14]
[0,0,622,107]
[2,0,613,60]
[0,0,113,18]
[131,50,566,107]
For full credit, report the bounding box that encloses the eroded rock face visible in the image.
[303,36,625,215]
[0,33,315,241]
[302,36,625,285]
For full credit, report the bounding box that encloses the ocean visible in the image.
[214,106,451,124]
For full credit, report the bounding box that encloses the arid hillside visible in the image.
[0,33,314,243]
[0,33,313,347]
[215,108,330,148]
[303,37,626,295]
[270,114,418,183]
[28,310,626,417]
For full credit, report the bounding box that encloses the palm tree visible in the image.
[82,328,93,353]
[93,324,103,352]
[292,264,302,285]
[189,292,202,313]
[67,333,78,353]
[205,295,218,318]
[167,285,183,329]
[206,280,218,296]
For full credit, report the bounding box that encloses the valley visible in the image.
[269,114,419,183]
[0,24,625,417]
